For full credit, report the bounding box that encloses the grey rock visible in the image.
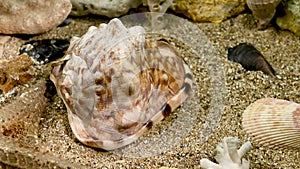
[70,0,142,17]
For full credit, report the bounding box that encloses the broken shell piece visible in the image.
[242,98,300,149]
[227,43,276,77]
[246,0,281,29]
[200,137,252,169]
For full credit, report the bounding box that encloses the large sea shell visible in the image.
[242,98,300,149]
[50,18,193,150]
[246,0,281,29]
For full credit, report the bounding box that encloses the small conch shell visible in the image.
[50,18,193,150]
[246,0,281,29]
[242,98,300,149]
[227,43,276,77]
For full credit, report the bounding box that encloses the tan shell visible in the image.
[50,18,193,150]
[246,0,281,29]
[242,98,300,149]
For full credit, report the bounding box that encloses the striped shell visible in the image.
[50,18,193,150]
[246,0,281,29]
[242,98,300,149]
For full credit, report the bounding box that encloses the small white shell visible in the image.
[242,98,300,149]
[50,18,193,150]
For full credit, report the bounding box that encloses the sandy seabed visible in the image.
[0,13,299,169]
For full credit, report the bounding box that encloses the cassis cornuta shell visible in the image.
[242,98,300,149]
[246,0,281,29]
[50,18,193,150]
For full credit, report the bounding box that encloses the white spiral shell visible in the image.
[50,18,193,150]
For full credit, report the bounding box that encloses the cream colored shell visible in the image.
[50,18,193,150]
[246,0,281,29]
[242,98,300,149]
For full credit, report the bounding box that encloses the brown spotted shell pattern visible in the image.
[246,0,281,28]
[50,18,193,150]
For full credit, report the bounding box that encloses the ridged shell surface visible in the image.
[50,18,193,150]
[246,0,281,28]
[242,98,300,149]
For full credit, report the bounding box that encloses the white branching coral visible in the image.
[200,137,252,169]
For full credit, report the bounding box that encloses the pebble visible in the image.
[0,0,72,34]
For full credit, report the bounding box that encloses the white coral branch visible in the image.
[200,137,252,169]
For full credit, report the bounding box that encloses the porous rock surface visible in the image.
[172,0,246,22]
[70,0,142,17]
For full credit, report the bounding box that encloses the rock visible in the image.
[70,0,175,24]
[276,0,300,36]
[70,0,142,17]
[172,0,246,22]
[0,53,34,93]
[0,0,72,35]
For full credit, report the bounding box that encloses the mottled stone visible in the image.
[70,0,142,17]
[276,0,300,36]
[0,0,72,34]
[172,0,246,22]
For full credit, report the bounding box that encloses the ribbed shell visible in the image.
[50,18,193,150]
[246,0,281,28]
[242,98,300,149]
